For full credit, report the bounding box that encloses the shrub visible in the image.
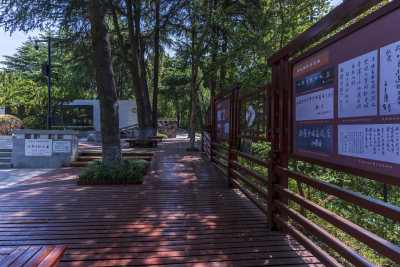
[0,114,23,135]
[157,132,168,138]
[78,159,149,182]
[22,116,46,130]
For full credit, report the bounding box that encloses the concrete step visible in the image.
[0,152,12,157]
[0,163,12,169]
[0,149,12,153]
[0,157,11,163]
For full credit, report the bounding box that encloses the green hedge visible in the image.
[22,116,46,130]
[78,159,149,182]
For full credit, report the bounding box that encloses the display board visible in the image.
[25,139,52,156]
[292,7,400,177]
[215,97,231,141]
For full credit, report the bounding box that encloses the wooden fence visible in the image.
[202,0,400,265]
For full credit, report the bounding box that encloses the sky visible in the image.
[0,0,343,67]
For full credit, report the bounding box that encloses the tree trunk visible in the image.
[188,0,212,149]
[188,10,198,150]
[110,0,155,139]
[219,28,227,91]
[89,0,122,166]
[152,0,160,130]
[210,0,218,98]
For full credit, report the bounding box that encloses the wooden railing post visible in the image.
[268,57,290,230]
[228,86,240,187]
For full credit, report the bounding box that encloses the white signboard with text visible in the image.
[53,141,71,153]
[25,139,53,156]
[296,88,334,121]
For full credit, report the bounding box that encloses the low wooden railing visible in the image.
[203,128,400,266]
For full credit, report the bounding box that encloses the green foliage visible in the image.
[0,114,23,135]
[156,132,168,138]
[78,159,149,182]
[22,116,46,130]
[0,72,46,116]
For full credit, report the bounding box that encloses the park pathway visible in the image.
[0,138,322,266]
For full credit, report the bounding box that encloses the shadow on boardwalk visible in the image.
[0,138,321,266]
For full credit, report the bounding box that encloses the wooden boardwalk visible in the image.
[0,138,322,266]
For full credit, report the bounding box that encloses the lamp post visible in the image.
[34,37,52,130]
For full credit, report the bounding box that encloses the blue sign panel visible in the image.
[296,125,334,153]
[296,67,334,94]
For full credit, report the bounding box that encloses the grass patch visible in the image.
[78,159,149,184]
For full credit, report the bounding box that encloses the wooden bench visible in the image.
[148,136,163,142]
[0,245,67,266]
[124,138,158,148]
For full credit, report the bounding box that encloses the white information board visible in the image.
[380,40,400,116]
[338,50,378,118]
[338,124,400,164]
[53,141,71,153]
[296,88,334,121]
[25,139,53,156]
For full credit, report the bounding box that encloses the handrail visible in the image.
[212,150,228,161]
[231,149,270,168]
[274,201,373,267]
[274,214,342,267]
[211,142,228,151]
[274,184,400,263]
[231,160,268,185]
[231,169,268,200]
[276,167,400,223]
[211,156,227,170]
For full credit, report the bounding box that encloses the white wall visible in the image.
[0,108,4,115]
[68,100,137,131]
[118,100,138,129]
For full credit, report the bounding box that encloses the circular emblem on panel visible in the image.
[246,105,256,127]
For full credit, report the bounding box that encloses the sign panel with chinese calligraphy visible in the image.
[380,40,400,116]
[296,88,334,121]
[338,124,400,164]
[292,6,400,177]
[338,50,378,118]
[25,139,52,156]
[53,141,71,153]
[296,125,334,153]
[215,97,230,141]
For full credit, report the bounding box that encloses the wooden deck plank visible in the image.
[0,138,322,266]
[23,246,54,266]
[37,245,67,267]
[9,246,41,267]
[0,246,28,266]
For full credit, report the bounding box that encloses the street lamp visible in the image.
[34,37,52,130]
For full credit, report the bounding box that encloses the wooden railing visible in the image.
[203,1,400,265]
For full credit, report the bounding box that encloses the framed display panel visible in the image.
[214,97,231,141]
[238,85,270,142]
[291,2,400,179]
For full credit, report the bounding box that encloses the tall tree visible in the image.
[89,0,122,165]
[152,0,161,129]
[0,0,123,165]
[109,0,154,138]
[187,0,212,150]
[108,0,185,138]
